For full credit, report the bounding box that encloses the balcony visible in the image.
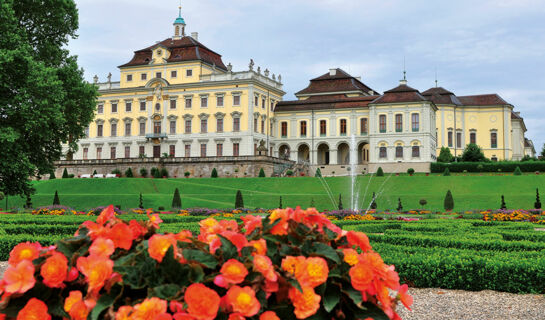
[145,133,168,141]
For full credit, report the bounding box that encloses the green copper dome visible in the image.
[174,16,185,24]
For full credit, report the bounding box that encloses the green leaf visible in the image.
[91,284,122,320]
[311,243,341,264]
[323,283,341,312]
[218,235,237,259]
[343,287,363,305]
[150,284,182,300]
[183,249,218,269]
[287,278,303,293]
[189,264,205,283]
[356,303,390,320]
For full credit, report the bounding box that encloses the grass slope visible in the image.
[5,175,545,211]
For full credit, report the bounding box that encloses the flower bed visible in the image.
[0,206,411,319]
[31,205,78,216]
[482,209,545,223]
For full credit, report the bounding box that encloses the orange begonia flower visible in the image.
[173,313,197,320]
[342,248,360,266]
[219,259,248,285]
[346,231,372,252]
[185,283,220,320]
[241,215,262,235]
[68,301,89,320]
[131,297,168,320]
[260,311,280,320]
[40,251,68,288]
[225,286,261,317]
[253,254,277,282]
[349,260,374,291]
[288,286,321,319]
[147,211,163,229]
[97,205,116,225]
[281,256,306,277]
[64,290,83,313]
[175,230,193,242]
[115,306,133,320]
[81,221,107,240]
[397,284,413,311]
[269,209,289,235]
[8,242,41,266]
[3,260,35,294]
[89,237,115,258]
[296,257,329,288]
[249,239,267,255]
[129,220,148,239]
[17,298,51,320]
[148,234,177,263]
[227,313,245,320]
[76,255,113,293]
[107,223,134,250]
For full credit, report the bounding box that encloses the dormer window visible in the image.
[157,49,162,56]
[156,72,162,79]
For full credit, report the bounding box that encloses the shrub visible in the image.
[139,193,144,209]
[431,161,545,173]
[49,171,56,180]
[24,194,32,209]
[93,169,98,175]
[437,146,454,162]
[461,143,487,162]
[407,168,415,175]
[172,188,182,209]
[513,166,522,176]
[444,190,454,211]
[62,168,69,179]
[184,171,190,178]
[315,168,322,177]
[500,195,507,210]
[376,167,384,176]
[140,168,148,177]
[211,168,218,178]
[443,168,450,176]
[235,190,244,208]
[310,197,315,208]
[397,198,403,212]
[286,170,294,176]
[125,168,134,178]
[0,192,4,201]
[258,168,265,177]
[535,188,542,209]
[370,192,377,210]
[279,196,283,209]
[0,206,410,319]
[338,194,343,210]
[52,191,60,206]
[158,206,165,211]
[419,199,427,208]
[150,167,159,178]
[111,169,122,177]
[160,167,169,178]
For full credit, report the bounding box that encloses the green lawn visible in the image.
[3,175,545,211]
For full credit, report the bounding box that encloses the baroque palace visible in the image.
[62,8,535,177]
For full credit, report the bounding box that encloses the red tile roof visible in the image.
[457,94,509,106]
[371,83,428,104]
[511,111,523,120]
[295,69,378,96]
[275,94,378,112]
[421,87,463,105]
[118,37,227,70]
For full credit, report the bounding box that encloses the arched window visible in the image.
[379,147,387,159]
[395,146,403,158]
[412,146,420,158]
[155,103,161,111]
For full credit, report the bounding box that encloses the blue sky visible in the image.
[70,0,545,152]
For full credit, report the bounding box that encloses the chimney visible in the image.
[191,32,198,41]
[355,76,362,81]
[329,68,337,76]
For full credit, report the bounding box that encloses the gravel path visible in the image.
[0,262,543,319]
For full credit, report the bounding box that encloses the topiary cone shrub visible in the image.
[0,206,412,319]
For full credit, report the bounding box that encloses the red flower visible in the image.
[288,286,321,319]
[260,311,280,320]
[241,215,262,235]
[107,222,134,250]
[296,257,329,288]
[97,205,116,225]
[397,284,413,311]
[17,298,50,320]
[131,297,168,320]
[253,254,277,282]
[3,260,35,294]
[346,231,372,252]
[76,255,113,293]
[40,251,68,288]
[148,234,177,263]
[218,259,248,285]
[8,242,41,266]
[129,219,148,239]
[225,286,261,317]
[184,283,220,320]
[89,237,115,258]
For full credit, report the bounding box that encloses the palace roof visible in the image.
[457,94,509,106]
[275,94,378,112]
[421,87,463,105]
[295,69,378,96]
[371,83,428,104]
[119,36,227,70]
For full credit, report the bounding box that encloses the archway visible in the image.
[278,145,291,160]
[337,143,350,165]
[358,142,370,164]
[297,144,310,163]
[317,143,330,165]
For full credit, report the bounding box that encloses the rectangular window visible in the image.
[97,104,104,114]
[185,120,191,134]
[217,143,223,157]
[96,147,102,160]
[379,147,387,159]
[233,95,241,106]
[255,96,259,106]
[139,122,145,136]
[254,118,258,133]
[171,70,177,78]
[125,123,131,136]
[455,132,461,148]
[412,146,420,158]
[139,146,145,157]
[186,69,193,77]
[170,100,176,109]
[141,73,147,81]
[395,114,403,132]
[127,74,132,82]
[124,146,130,159]
[83,148,88,160]
[110,147,116,160]
[448,131,453,147]
[185,98,192,109]
[217,96,224,107]
[360,118,368,135]
[140,101,146,111]
[379,115,386,133]
[320,120,326,136]
[111,103,117,113]
[111,123,117,137]
[262,98,266,109]
[170,120,176,134]
[233,143,240,156]
[261,120,265,134]
[217,118,223,132]
[154,121,161,134]
[411,113,420,132]
[233,118,240,132]
[201,119,207,133]
[270,123,274,137]
[270,100,274,112]
[395,146,403,158]
[185,145,191,157]
[156,72,162,79]
[200,144,207,157]
[201,96,208,108]
[125,102,132,112]
[281,122,288,137]
[169,145,175,157]
[340,119,347,135]
[491,132,497,148]
[470,132,477,144]
[97,124,103,137]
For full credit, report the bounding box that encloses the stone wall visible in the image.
[53,156,294,179]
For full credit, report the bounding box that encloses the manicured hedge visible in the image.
[0,224,78,236]
[0,234,65,260]
[431,161,545,173]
